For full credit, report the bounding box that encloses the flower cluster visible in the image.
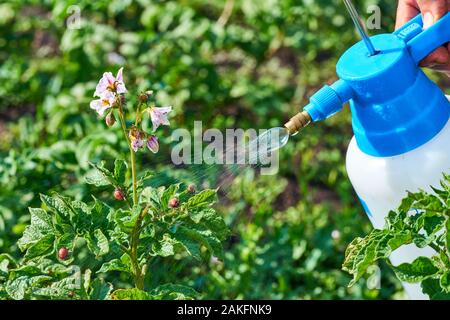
[90,68,126,116]
[129,126,159,153]
[90,68,172,154]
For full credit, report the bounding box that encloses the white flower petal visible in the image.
[104,72,115,86]
[155,106,172,114]
[116,67,123,82]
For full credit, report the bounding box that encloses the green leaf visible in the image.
[439,272,450,293]
[160,184,180,210]
[446,218,450,257]
[172,229,201,260]
[114,207,141,233]
[89,278,113,300]
[150,284,198,300]
[88,161,119,188]
[32,275,82,299]
[18,208,54,252]
[91,197,111,230]
[5,275,51,300]
[387,231,411,252]
[85,169,110,187]
[392,257,439,283]
[93,229,110,257]
[5,276,29,300]
[173,225,223,260]
[71,200,92,233]
[0,254,16,276]
[40,194,71,218]
[189,209,205,224]
[137,170,153,188]
[24,234,55,261]
[413,234,435,249]
[154,234,178,257]
[114,159,128,185]
[342,230,388,286]
[421,278,450,300]
[186,189,217,209]
[29,207,53,232]
[199,208,229,240]
[140,186,161,207]
[98,255,131,274]
[423,216,445,236]
[111,288,154,300]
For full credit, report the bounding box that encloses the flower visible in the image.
[148,106,172,131]
[128,126,146,152]
[90,91,116,116]
[147,135,159,153]
[94,67,127,97]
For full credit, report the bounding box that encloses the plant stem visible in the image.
[116,104,144,288]
[117,108,138,206]
[129,205,151,289]
[429,242,441,254]
[130,150,138,205]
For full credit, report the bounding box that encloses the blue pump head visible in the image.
[302,13,450,157]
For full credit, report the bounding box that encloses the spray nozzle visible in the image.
[284,111,311,135]
[285,79,354,135]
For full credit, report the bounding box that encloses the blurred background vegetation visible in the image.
[2,0,448,299]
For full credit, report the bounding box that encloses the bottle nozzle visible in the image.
[284,110,312,135]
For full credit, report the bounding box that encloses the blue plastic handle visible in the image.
[404,12,450,63]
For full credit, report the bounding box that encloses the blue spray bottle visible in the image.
[284,6,450,299]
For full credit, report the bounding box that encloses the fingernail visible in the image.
[423,12,434,29]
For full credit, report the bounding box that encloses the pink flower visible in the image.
[128,126,146,152]
[131,138,145,152]
[149,106,172,132]
[147,135,159,153]
[94,67,127,97]
[90,91,116,116]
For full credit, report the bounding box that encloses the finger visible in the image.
[417,0,449,28]
[431,43,450,74]
[396,0,420,29]
[417,1,450,67]
[420,46,450,67]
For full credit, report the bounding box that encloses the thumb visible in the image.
[419,0,449,28]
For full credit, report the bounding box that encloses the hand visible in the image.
[396,0,450,73]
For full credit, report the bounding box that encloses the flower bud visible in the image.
[138,93,148,103]
[58,247,69,260]
[114,188,125,201]
[187,184,196,193]
[168,197,179,208]
[147,135,159,153]
[106,112,116,127]
[138,90,154,103]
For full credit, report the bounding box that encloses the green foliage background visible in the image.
[1,0,445,299]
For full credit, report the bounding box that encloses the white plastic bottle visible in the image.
[346,109,450,300]
[285,12,450,300]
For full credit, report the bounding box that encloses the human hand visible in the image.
[396,0,450,73]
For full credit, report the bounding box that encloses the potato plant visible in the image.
[0,0,417,300]
[0,69,228,300]
[343,175,450,299]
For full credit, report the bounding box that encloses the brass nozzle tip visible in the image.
[284,111,312,135]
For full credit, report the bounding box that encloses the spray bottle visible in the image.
[284,2,450,299]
